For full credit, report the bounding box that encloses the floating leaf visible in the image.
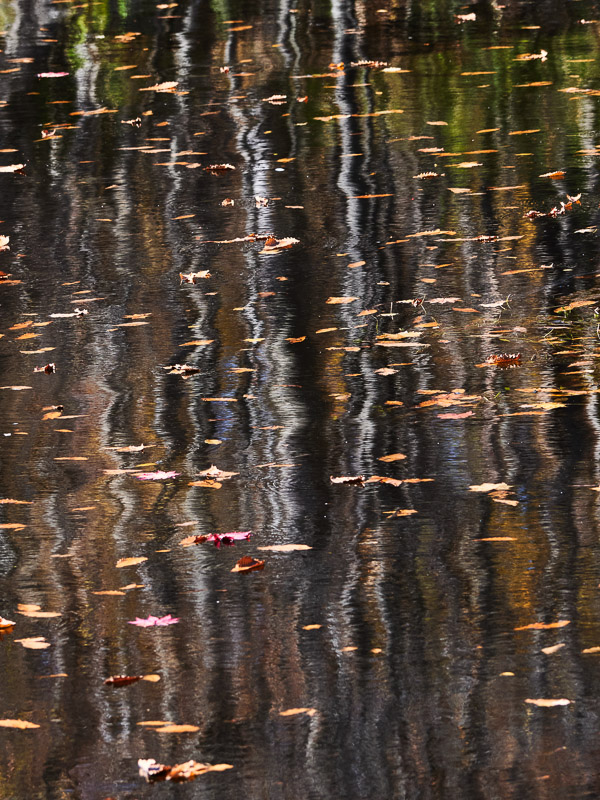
[525,698,571,707]
[139,81,178,92]
[128,615,180,627]
[116,556,147,568]
[469,483,511,493]
[541,644,565,655]
[515,620,570,631]
[15,637,50,649]
[279,708,317,717]
[139,759,233,783]
[136,471,179,480]
[326,296,359,305]
[378,453,406,463]
[104,674,160,686]
[231,556,265,573]
[180,531,251,547]
[0,719,40,729]
[257,544,312,552]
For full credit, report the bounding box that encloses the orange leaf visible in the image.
[515,620,570,631]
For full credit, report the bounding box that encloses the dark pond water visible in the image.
[4,0,600,797]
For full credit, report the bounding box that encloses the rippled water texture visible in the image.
[4,0,600,797]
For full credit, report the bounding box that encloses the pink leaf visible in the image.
[128,615,180,627]
[135,471,180,481]
[206,531,251,547]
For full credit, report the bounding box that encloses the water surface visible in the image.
[2,0,600,798]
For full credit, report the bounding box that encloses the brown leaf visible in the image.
[378,453,406,463]
[0,616,15,629]
[231,556,265,573]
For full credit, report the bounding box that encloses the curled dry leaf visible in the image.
[0,164,25,174]
[33,363,55,373]
[0,616,15,629]
[330,475,365,485]
[0,235,9,251]
[116,556,147,568]
[231,556,265,573]
[259,236,300,254]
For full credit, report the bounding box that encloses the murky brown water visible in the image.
[3,0,600,797]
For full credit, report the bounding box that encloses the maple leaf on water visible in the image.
[128,615,180,627]
[135,471,180,480]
